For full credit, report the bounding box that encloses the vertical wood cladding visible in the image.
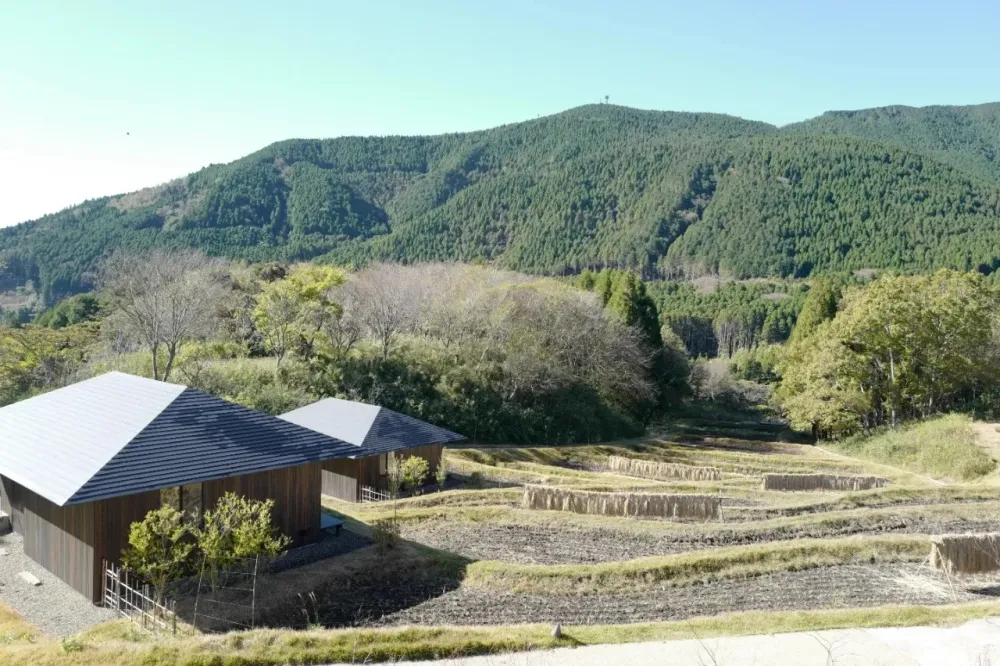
[201,461,323,546]
[320,444,445,502]
[92,490,161,602]
[0,462,324,603]
[321,459,360,502]
[1,476,96,600]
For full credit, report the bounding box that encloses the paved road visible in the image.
[387,618,1000,665]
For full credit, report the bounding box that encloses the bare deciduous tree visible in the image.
[342,263,422,360]
[99,249,228,382]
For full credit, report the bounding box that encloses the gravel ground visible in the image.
[401,517,1000,564]
[374,563,1000,627]
[0,533,116,636]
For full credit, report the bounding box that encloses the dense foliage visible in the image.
[0,258,681,445]
[5,103,1000,307]
[776,270,1000,436]
[648,279,807,357]
[786,102,1000,183]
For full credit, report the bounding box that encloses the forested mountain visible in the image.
[3,102,1000,305]
[788,103,1000,182]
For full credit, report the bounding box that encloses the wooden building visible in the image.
[0,372,356,602]
[281,398,464,502]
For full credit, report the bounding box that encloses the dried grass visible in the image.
[607,455,721,482]
[522,484,719,520]
[930,533,1000,574]
[762,473,888,492]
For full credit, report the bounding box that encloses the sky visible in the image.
[1,0,997,227]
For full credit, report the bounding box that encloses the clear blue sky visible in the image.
[1,0,997,227]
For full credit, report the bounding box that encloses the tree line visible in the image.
[1,252,689,445]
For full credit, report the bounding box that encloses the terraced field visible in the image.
[318,418,1000,628]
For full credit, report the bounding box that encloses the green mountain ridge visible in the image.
[3,102,1000,304]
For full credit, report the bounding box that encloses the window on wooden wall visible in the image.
[160,483,203,526]
[378,453,388,476]
[160,486,181,511]
[181,483,202,524]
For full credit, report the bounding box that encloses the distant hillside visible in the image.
[3,102,1000,304]
[788,103,1000,182]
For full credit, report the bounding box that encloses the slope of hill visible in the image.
[3,102,1000,304]
[787,102,1000,182]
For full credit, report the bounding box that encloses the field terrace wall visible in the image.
[762,473,889,492]
[930,533,1000,574]
[607,455,721,482]
[522,484,720,521]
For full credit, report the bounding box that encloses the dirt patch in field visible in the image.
[374,563,1000,627]
[402,517,1000,564]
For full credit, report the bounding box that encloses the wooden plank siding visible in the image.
[92,490,161,602]
[1,476,97,600]
[2,460,324,603]
[321,444,445,502]
[201,461,323,547]
[321,459,360,502]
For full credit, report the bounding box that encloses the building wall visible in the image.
[1,476,97,600]
[2,460,324,603]
[322,444,445,502]
[201,461,323,547]
[93,490,161,602]
[321,458,360,502]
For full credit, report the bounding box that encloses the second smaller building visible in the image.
[280,398,464,502]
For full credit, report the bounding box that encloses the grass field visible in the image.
[827,415,996,482]
[4,413,1000,664]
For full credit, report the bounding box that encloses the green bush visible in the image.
[401,456,430,492]
[121,506,196,603]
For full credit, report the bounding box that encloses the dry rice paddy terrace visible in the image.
[324,418,1000,628]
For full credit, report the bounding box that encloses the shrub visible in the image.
[435,456,448,487]
[196,493,291,591]
[401,456,430,492]
[372,518,400,555]
[121,506,195,603]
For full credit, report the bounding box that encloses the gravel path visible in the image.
[374,563,1000,627]
[0,533,116,636]
[401,517,1000,564]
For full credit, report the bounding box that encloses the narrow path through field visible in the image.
[384,617,1000,666]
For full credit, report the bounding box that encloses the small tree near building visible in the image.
[434,455,448,488]
[121,506,195,604]
[197,493,290,592]
[401,456,430,493]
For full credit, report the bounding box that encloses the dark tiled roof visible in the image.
[280,397,465,458]
[67,387,359,505]
[359,406,465,456]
